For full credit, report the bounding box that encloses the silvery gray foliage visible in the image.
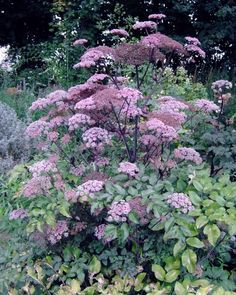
[0,102,31,173]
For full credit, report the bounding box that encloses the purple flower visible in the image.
[9,209,28,220]
[174,147,202,165]
[167,193,194,213]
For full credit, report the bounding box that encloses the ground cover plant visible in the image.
[1,14,236,294]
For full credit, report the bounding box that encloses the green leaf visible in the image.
[114,184,126,195]
[186,237,204,248]
[59,204,71,218]
[120,223,129,242]
[203,224,221,246]
[181,249,197,273]
[128,211,139,224]
[151,264,166,281]
[165,269,180,283]
[70,279,81,293]
[173,240,186,256]
[128,187,138,196]
[192,180,203,192]
[196,216,208,229]
[174,282,186,295]
[188,191,202,206]
[88,256,101,274]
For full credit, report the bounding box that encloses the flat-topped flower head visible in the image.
[141,33,184,53]
[74,48,105,69]
[148,14,166,20]
[26,119,49,138]
[87,73,109,84]
[174,147,202,165]
[68,113,94,130]
[45,220,69,245]
[211,80,233,93]
[75,96,96,111]
[133,21,157,30]
[82,127,111,149]
[118,162,139,177]
[29,158,57,177]
[194,99,219,113]
[110,29,129,37]
[107,200,131,222]
[185,36,201,46]
[167,193,194,213]
[77,180,104,200]
[73,39,88,46]
[9,208,28,220]
[23,176,52,197]
[185,44,205,58]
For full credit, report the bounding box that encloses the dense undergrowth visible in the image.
[0,14,236,295]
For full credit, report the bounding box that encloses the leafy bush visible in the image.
[3,15,236,294]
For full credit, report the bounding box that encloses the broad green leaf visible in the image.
[120,223,129,242]
[173,240,186,256]
[88,256,101,274]
[188,191,202,206]
[186,237,204,248]
[203,224,220,246]
[181,249,197,273]
[174,282,186,295]
[192,180,203,192]
[59,204,71,218]
[165,269,180,283]
[128,211,139,224]
[151,264,166,281]
[70,279,81,293]
[196,216,208,229]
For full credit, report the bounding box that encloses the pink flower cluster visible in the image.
[211,80,232,94]
[74,49,105,68]
[29,158,57,177]
[141,33,184,53]
[49,116,65,128]
[95,156,110,167]
[75,97,96,111]
[70,164,86,177]
[26,119,49,138]
[194,99,219,113]
[158,96,189,112]
[77,180,104,200]
[166,193,194,213]
[45,220,69,245]
[65,189,77,202]
[148,14,166,20]
[61,134,71,145]
[110,29,129,37]
[174,147,202,165]
[185,44,206,58]
[146,118,178,142]
[94,224,113,243]
[185,36,201,46]
[133,21,157,30]
[82,127,111,149]
[118,87,143,101]
[23,175,52,197]
[87,73,109,84]
[107,200,131,222]
[68,113,94,130]
[140,134,157,145]
[73,38,88,46]
[47,131,59,142]
[9,208,28,220]
[118,162,139,177]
